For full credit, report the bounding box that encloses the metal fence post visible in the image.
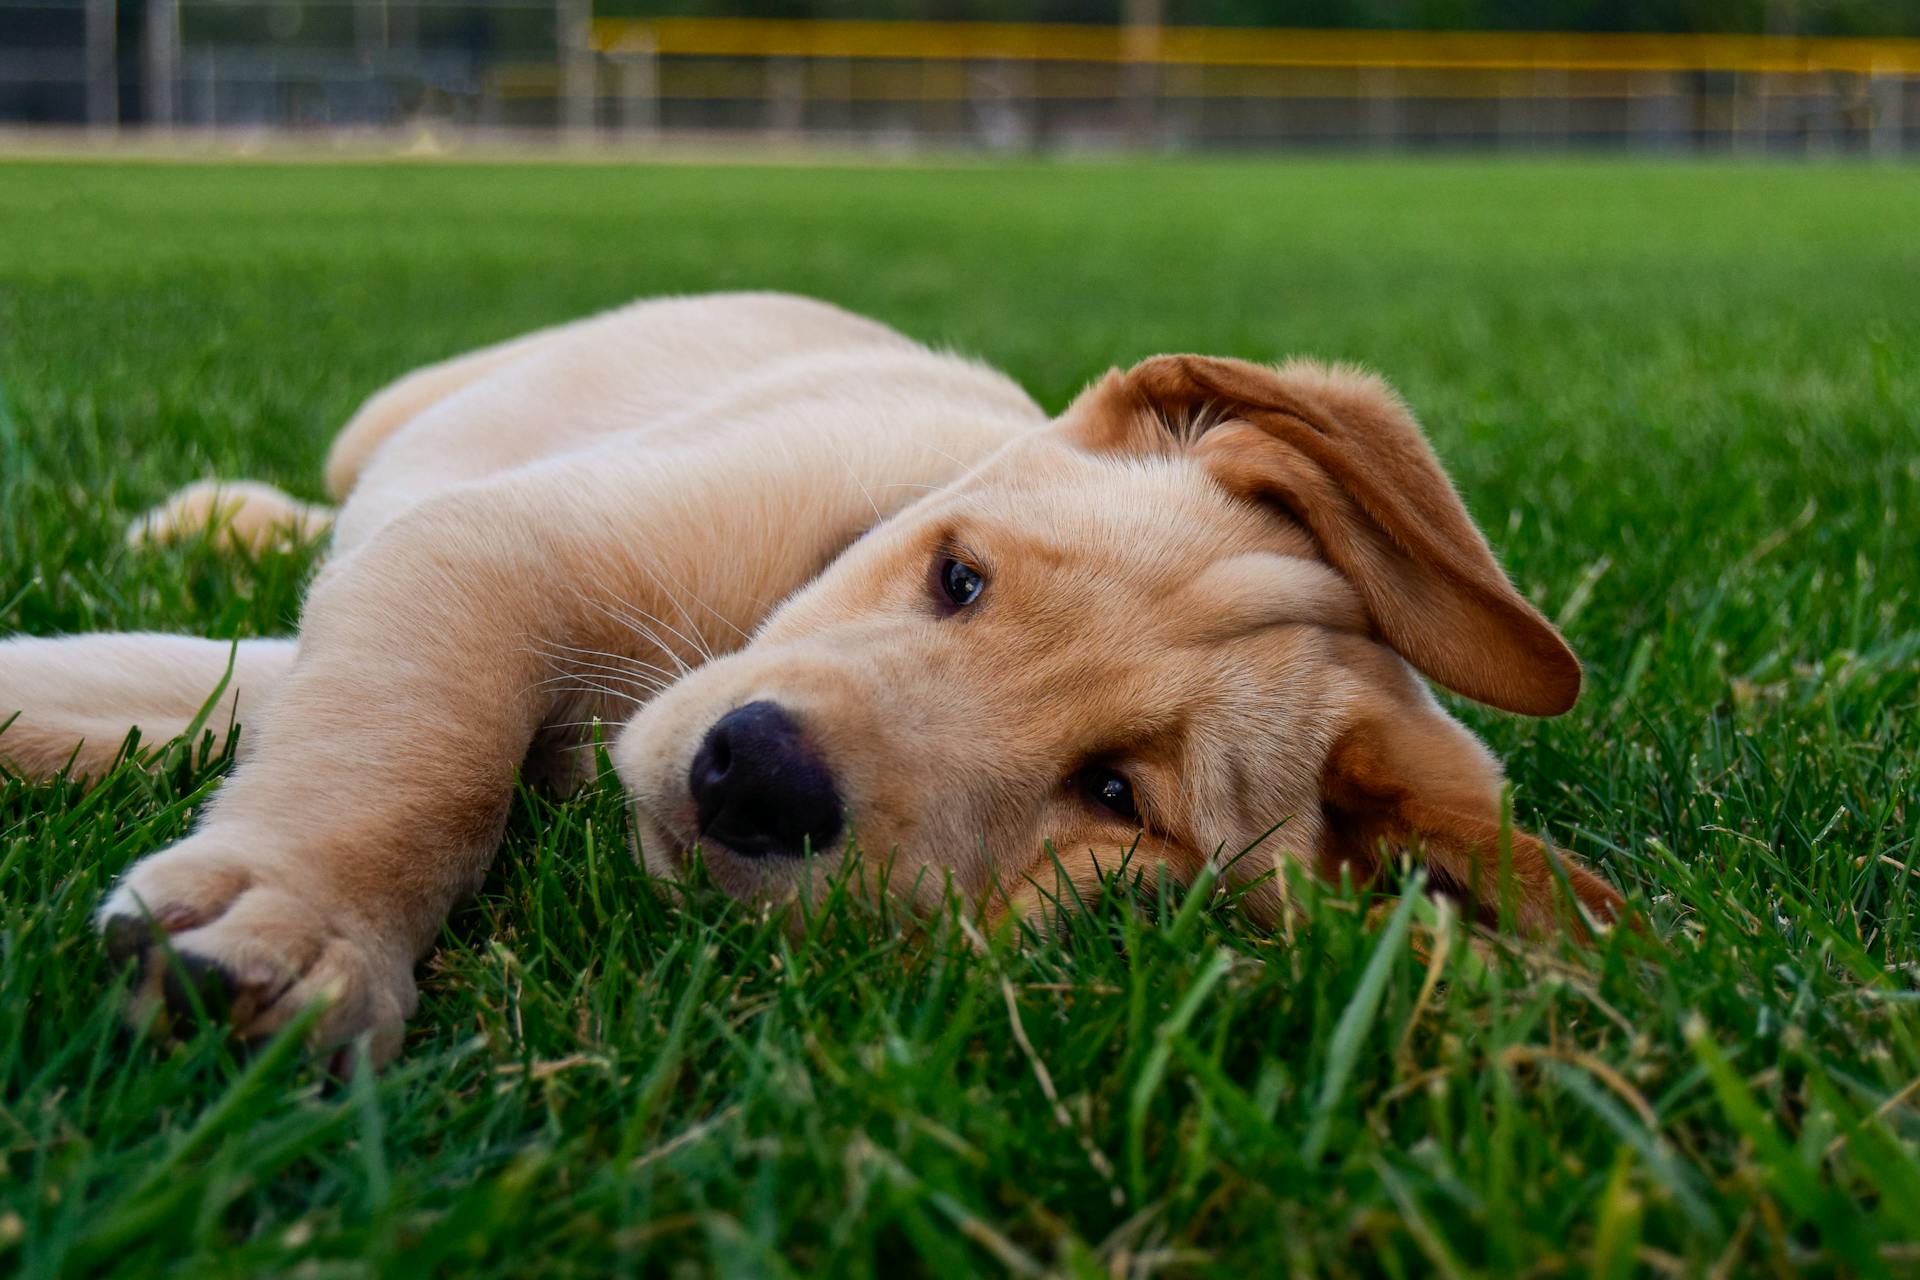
[767,57,804,137]
[1363,67,1398,147]
[1870,69,1905,158]
[1732,72,1760,153]
[616,36,659,139]
[389,0,416,51]
[85,0,118,129]
[1122,0,1162,146]
[355,0,388,57]
[558,0,595,138]
[145,0,180,128]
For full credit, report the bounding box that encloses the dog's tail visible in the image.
[127,479,335,554]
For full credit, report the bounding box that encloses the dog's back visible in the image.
[326,293,932,499]
[129,293,1042,560]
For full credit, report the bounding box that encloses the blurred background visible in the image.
[1,0,1916,152]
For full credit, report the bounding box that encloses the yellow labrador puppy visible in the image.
[0,293,1621,1061]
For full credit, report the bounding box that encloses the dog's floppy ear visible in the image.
[1320,701,1624,937]
[1058,355,1579,716]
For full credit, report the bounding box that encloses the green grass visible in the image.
[2,156,1917,1277]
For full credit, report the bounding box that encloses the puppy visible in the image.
[0,293,1622,1061]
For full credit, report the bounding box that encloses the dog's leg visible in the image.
[94,494,558,1062]
[90,463,739,1063]
[0,634,297,780]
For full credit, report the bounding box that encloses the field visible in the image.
[1,156,1917,1277]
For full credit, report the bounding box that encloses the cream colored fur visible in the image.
[0,292,1619,1064]
[127,480,335,553]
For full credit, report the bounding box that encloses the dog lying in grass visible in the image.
[0,293,1623,1062]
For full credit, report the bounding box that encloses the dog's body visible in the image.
[1,293,1621,1061]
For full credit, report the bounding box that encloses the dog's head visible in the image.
[613,356,1621,934]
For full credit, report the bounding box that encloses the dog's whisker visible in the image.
[629,568,713,660]
[631,558,748,647]
[574,591,699,676]
[545,717,619,732]
[572,648,683,688]
[536,637,664,667]
[527,640,675,682]
[613,611,700,673]
[524,660,663,700]
[530,670,669,701]
[524,644,673,686]
[917,441,969,468]
[525,636,678,687]
[528,672,667,703]
[636,584,726,662]
[598,595,715,671]
[828,438,884,525]
[537,672,646,701]
[551,678,645,708]
[552,655,675,691]
[537,661,674,695]
[577,590,697,667]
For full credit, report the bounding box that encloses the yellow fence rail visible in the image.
[592,17,1920,76]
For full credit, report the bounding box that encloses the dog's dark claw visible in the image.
[101,914,152,970]
[162,951,236,1024]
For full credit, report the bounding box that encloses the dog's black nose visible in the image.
[689,701,843,858]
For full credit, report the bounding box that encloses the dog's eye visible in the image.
[939,557,985,608]
[1077,767,1140,823]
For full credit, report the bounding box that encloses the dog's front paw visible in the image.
[97,836,416,1065]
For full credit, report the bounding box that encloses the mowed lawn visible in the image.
[2,156,1917,1277]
